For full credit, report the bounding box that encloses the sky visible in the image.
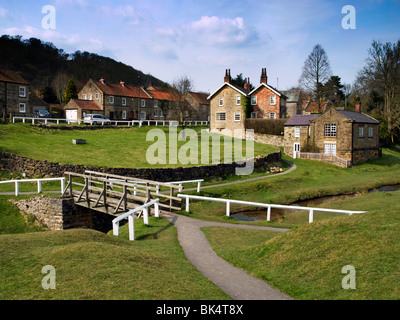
[0,0,400,93]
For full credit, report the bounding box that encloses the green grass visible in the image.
[183,146,400,228]
[203,190,400,300]
[0,214,229,300]
[0,123,277,168]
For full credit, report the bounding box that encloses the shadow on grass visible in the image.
[136,216,177,240]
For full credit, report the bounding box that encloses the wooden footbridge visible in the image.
[61,170,183,217]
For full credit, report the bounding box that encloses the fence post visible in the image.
[309,209,314,223]
[154,201,160,218]
[143,207,149,225]
[37,180,42,193]
[128,215,135,240]
[226,201,230,217]
[113,221,120,237]
[267,205,271,221]
[61,178,65,194]
[185,197,190,212]
[197,181,201,193]
[15,181,19,196]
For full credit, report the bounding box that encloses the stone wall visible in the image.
[0,150,281,181]
[10,196,114,232]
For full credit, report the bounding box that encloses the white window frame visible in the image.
[219,97,224,106]
[19,86,26,97]
[324,124,337,137]
[95,93,99,100]
[251,96,257,105]
[216,112,226,121]
[83,94,87,100]
[122,110,127,119]
[270,95,276,105]
[159,109,164,118]
[122,98,127,106]
[109,96,114,104]
[236,95,241,106]
[359,125,364,138]
[154,100,158,107]
[19,103,26,113]
[89,94,92,100]
[153,110,159,118]
[141,100,146,108]
[250,112,257,119]
[294,126,301,138]
[324,143,337,156]
[368,126,374,138]
[269,112,276,119]
[234,112,241,122]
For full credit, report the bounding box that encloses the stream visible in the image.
[231,184,400,222]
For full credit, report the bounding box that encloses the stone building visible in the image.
[184,91,210,122]
[0,69,30,117]
[281,89,301,116]
[284,101,380,165]
[208,68,287,137]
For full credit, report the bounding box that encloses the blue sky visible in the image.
[1,0,399,93]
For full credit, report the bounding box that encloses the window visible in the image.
[359,125,364,138]
[141,100,146,108]
[216,112,226,121]
[219,97,224,106]
[251,96,257,105]
[19,86,26,97]
[234,112,241,122]
[270,95,276,105]
[184,111,189,117]
[83,94,87,100]
[109,96,114,104]
[122,110,127,119]
[89,94,92,100]
[324,143,336,156]
[294,126,300,138]
[270,112,275,119]
[324,124,337,137]
[19,103,26,113]
[95,93,99,100]
[122,98,126,106]
[368,126,374,138]
[159,109,164,117]
[154,100,158,107]
[154,110,159,117]
[251,112,257,118]
[236,95,241,105]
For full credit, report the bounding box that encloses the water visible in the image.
[231,184,400,222]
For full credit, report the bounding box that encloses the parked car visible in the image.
[33,110,51,118]
[83,114,111,125]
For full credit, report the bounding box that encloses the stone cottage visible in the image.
[284,102,380,165]
[0,69,30,117]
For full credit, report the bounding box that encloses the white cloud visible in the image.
[0,6,8,18]
[101,5,143,25]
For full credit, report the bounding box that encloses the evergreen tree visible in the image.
[64,78,78,104]
[41,86,59,104]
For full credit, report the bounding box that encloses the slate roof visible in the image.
[336,110,379,124]
[284,115,319,126]
[0,69,28,85]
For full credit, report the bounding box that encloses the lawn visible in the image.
[0,210,229,300]
[183,145,400,228]
[0,123,277,168]
[202,190,400,300]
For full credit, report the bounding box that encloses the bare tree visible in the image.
[171,75,195,126]
[299,44,332,111]
[356,40,400,143]
[52,72,70,104]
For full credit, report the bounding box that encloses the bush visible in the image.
[245,119,286,135]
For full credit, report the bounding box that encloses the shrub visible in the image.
[245,119,286,135]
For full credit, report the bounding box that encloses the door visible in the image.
[66,109,78,121]
[293,143,300,158]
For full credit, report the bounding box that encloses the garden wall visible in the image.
[0,151,281,181]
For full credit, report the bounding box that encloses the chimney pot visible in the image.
[224,69,231,84]
[355,99,362,113]
[260,68,268,84]
[120,80,125,87]
[100,77,105,84]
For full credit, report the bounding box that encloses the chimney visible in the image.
[355,98,361,113]
[244,78,250,90]
[120,80,125,87]
[224,69,231,84]
[99,77,105,84]
[260,68,268,84]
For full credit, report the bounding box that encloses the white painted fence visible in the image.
[0,178,65,196]
[13,117,209,127]
[178,194,366,223]
[112,199,160,241]
[166,179,204,193]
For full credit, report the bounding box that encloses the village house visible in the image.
[208,68,287,137]
[284,100,380,166]
[281,88,302,116]
[184,91,210,122]
[0,69,30,117]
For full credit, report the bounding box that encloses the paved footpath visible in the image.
[163,212,293,300]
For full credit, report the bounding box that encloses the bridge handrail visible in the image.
[112,199,160,241]
[0,177,65,196]
[166,179,204,192]
[178,194,366,223]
